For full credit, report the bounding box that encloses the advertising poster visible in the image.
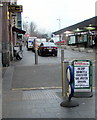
[73,61,90,88]
[74,66,89,88]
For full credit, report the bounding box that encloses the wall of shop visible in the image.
[68,31,96,47]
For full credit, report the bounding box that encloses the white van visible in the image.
[27,37,37,50]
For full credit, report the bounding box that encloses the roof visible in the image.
[52,16,97,35]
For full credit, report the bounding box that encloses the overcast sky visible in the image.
[17,0,96,33]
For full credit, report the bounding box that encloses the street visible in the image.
[11,46,95,66]
[2,46,96,119]
[1,1,97,119]
[8,46,95,90]
[10,46,95,90]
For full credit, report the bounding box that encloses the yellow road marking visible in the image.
[11,86,97,91]
[12,86,62,91]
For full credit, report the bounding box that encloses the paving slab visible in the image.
[2,89,95,119]
[2,47,96,119]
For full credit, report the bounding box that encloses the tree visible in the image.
[23,20,51,40]
[29,22,37,37]
[42,34,50,41]
[23,21,29,34]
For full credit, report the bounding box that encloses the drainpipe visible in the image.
[0,2,3,66]
[0,2,3,119]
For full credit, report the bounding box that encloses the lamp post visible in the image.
[57,17,61,42]
[24,16,29,34]
[57,17,61,30]
[57,17,64,75]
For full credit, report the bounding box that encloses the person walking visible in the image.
[20,40,22,51]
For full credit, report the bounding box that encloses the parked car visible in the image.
[38,42,58,56]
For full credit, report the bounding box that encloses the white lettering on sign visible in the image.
[74,66,89,88]
[74,62,90,66]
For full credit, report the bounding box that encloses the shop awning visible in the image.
[12,26,26,34]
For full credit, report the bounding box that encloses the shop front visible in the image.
[52,16,97,48]
[68,31,97,48]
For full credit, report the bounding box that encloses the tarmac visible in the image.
[2,47,97,119]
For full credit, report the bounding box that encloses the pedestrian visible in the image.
[94,35,97,46]
[20,41,22,51]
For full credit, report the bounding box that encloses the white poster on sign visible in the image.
[74,66,89,88]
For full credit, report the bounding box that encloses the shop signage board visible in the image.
[72,60,92,92]
[8,5,23,12]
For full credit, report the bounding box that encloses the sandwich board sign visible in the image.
[72,60,93,97]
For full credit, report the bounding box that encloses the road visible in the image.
[11,46,95,66]
[9,46,96,90]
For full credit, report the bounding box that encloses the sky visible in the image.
[17,0,96,33]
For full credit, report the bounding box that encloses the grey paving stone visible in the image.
[56,112,81,118]
[33,102,60,108]
[40,112,57,118]
[44,107,65,113]
[3,113,41,118]
[3,89,95,118]
[78,110,95,118]
[21,113,41,118]
[2,67,14,90]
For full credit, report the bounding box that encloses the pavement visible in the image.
[2,47,97,119]
[12,64,62,90]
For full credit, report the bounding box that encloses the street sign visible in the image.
[72,60,93,97]
[51,34,54,38]
[8,5,23,12]
[7,11,10,20]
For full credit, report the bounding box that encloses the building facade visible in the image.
[53,16,97,48]
[1,1,25,67]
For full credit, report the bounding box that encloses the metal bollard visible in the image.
[34,39,38,65]
[35,48,38,65]
[61,49,64,63]
[62,60,69,97]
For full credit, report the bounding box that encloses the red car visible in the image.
[38,42,58,56]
